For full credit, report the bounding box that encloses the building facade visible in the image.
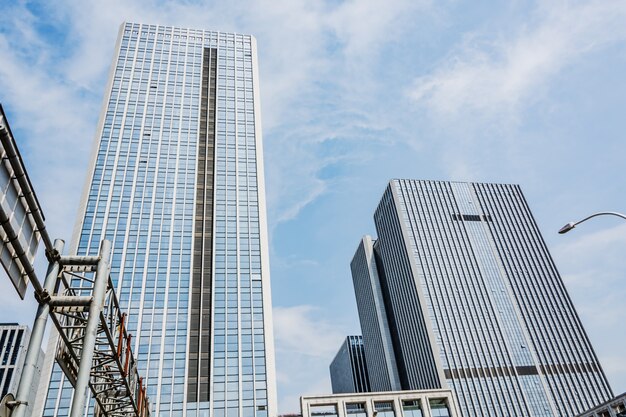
[301,389,460,417]
[350,237,401,393]
[0,323,43,417]
[37,22,276,417]
[350,179,613,417]
[330,336,371,394]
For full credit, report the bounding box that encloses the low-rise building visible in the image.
[301,389,459,417]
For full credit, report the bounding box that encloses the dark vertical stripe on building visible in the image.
[188,47,217,403]
[10,329,23,365]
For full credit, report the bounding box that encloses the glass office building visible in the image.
[37,22,277,417]
[330,336,371,394]
[351,179,613,417]
[350,236,401,393]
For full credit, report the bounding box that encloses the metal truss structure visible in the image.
[1,107,149,417]
[45,240,150,417]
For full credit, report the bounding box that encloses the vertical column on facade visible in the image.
[188,47,217,403]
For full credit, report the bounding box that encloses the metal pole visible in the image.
[11,239,64,417]
[58,255,100,266]
[559,211,626,234]
[68,240,111,417]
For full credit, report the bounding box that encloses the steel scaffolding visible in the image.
[48,240,150,417]
[1,106,150,417]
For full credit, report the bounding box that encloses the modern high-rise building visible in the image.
[350,237,400,393]
[37,22,276,417]
[329,336,371,394]
[0,323,44,417]
[350,179,613,417]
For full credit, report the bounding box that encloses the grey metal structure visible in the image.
[0,104,50,298]
[0,105,150,417]
[330,336,370,394]
[50,240,149,417]
[350,179,613,417]
[0,103,55,417]
[7,236,150,417]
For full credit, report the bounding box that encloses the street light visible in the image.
[558,211,626,234]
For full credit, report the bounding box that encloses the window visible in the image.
[346,403,366,417]
[402,400,423,417]
[374,402,394,417]
[428,399,450,417]
[310,405,338,417]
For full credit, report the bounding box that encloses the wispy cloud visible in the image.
[8,0,626,412]
[1,3,424,411]
[0,0,427,232]
[409,1,626,118]
[552,222,626,390]
[274,305,347,358]
[554,222,626,284]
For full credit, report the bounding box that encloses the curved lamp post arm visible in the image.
[558,211,626,234]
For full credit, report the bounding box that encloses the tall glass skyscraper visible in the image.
[351,179,612,417]
[36,22,276,417]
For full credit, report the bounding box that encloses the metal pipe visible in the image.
[124,334,132,376]
[117,313,126,358]
[0,201,43,294]
[11,239,65,417]
[69,239,111,417]
[0,112,53,251]
[48,295,93,307]
[58,255,100,266]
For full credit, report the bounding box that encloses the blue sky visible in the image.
[1,0,626,412]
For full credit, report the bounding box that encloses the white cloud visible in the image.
[554,222,626,282]
[274,305,347,358]
[409,1,626,117]
[328,0,429,57]
[2,0,626,410]
[273,305,352,412]
[552,221,626,392]
[1,0,432,236]
[2,2,419,412]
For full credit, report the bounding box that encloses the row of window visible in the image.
[308,399,451,417]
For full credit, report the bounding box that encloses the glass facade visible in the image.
[351,179,613,417]
[349,237,400,393]
[330,336,371,394]
[39,22,276,417]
